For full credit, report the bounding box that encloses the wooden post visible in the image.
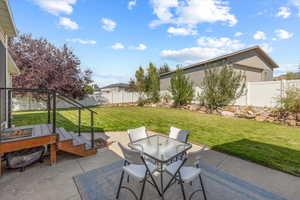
[50,143,57,165]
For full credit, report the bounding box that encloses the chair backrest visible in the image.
[185,145,207,167]
[169,126,189,143]
[118,143,143,165]
[128,126,147,143]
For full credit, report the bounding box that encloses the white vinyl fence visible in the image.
[162,80,300,108]
[12,91,140,111]
[12,80,300,111]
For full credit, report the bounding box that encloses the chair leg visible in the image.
[139,174,147,200]
[178,173,186,200]
[116,170,125,199]
[199,174,207,200]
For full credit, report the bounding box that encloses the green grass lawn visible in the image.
[13,106,300,176]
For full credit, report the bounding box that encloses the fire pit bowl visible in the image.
[6,146,46,172]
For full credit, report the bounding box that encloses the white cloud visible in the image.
[161,36,245,63]
[161,47,227,63]
[135,44,147,50]
[58,17,79,30]
[276,7,291,18]
[101,18,117,31]
[274,64,299,76]
[129,44,148,50]
[291,0,300,15]
[197,37,245,50]
[112,43,125,50]
[253,31,267,40]
[150,0,237,28]
[275,29,293,39]
[32,0,77,15]
[128,0,137,10]
[167,26,197,36]
[66,38,96,45]
[260,43,273,53]
[234,32,243,37]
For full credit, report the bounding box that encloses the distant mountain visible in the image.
[273,72,300,80]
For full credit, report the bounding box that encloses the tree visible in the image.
[145,63,160,103]
[128,78,137,92]
[135,66,146,94]
[159,63,171,74]
[169,68,194,106]
[199,64,246,109]
[8,33,93,98]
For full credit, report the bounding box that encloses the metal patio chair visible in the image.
[169,126,189,143]
[169,127,189,161]
[164,145,208,200]
[128,126,148,143]
[116,143,161,200]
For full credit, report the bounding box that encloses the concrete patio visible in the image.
[0,131,299,200]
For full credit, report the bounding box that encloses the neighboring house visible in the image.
[0,0,19,129]
[160,46,279,90]
[98,83,130,93]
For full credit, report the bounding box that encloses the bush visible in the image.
[169,68,194,106]
[199,64,246,110]
[161,93,172,104]
[137,97,147,107]
[279,88,300,113]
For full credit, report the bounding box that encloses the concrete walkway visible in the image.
[0,131,299,200]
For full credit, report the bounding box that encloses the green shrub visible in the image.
[161,93,172,104]
[200,64,246,109]
[137,97,148,107]
[279,88,300,113]
[169,68,194,106]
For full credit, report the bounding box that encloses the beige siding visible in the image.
[0,27,6,48]
[160,49,275,90]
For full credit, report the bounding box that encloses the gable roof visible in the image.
[160,46,279,77]
[0,0,17,37]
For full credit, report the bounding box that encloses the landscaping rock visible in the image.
[287,113,296,120]
[286,120,297,126]
[247,110,254,116]
[255,116,267,122]
[189,104,201,111]
[266,117,276,123]
[296,113,300,121]
[221,111,235,117]
[199,106,208,113]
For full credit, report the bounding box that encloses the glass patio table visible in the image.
[129,134,192,199]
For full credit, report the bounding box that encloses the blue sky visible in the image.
[9,0,300,86]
